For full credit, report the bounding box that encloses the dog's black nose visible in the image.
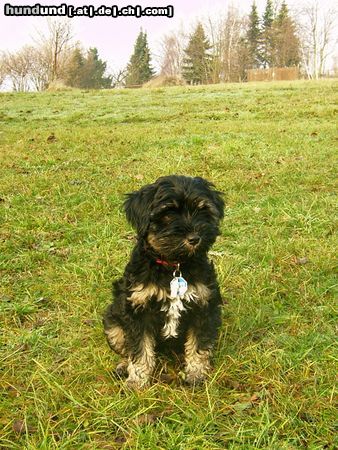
[187,234,201,246]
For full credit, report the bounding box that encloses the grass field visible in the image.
[0,79,337,449]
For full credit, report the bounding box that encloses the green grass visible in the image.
[0,79,337,449]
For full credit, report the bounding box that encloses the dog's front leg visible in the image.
[184,327,212,385]
[126,332,156,389]
[184,300,221,385]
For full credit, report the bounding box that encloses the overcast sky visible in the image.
[0,0,337,73]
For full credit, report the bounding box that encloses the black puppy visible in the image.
[103,175,224,387]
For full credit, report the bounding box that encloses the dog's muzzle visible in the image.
[185,233,201,252]
[187,233,201,246]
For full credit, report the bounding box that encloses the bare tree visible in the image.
[111,67,128,88]
[35,18,73,82]
[2,44,67,92]
[206,6,246,83]
[298,2,337,79]
[0,19,73,91]
[206,15,223,83]
[0,55,6,88]
[159,28,186,76]
[29,46,51,91]
[2,47,33,91]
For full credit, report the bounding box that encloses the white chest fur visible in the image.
[128,282,211,339]
[160,296,186,338]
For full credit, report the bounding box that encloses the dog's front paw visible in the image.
[184,359,211,385]
[125,375,150,390]
[115,359,128,378]
[126,355,154,389]
[184,370,207,386]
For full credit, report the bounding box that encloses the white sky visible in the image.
[0,0,337,73]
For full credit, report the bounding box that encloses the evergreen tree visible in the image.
[182,23,212,84]
[126,30,154,86]
[274,1,300,67]
[277,0,288,23]
[65,47,85,87]
[82,48,112,88]
[261,0,275,67]
[246,2,262,69]
[65,46,111,88]
[263,0,274,29]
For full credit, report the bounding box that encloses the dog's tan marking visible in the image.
[184,328,211,384]
[184,283,211,306]
[147,233,164,254]
[105,325,126,355]
[127,334,156,387]
[128,283,168,307]
[197,200,207,209]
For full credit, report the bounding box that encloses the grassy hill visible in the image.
[0,80,337,448]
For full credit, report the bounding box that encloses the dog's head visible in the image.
[124,175,224,260]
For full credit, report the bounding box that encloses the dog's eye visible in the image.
[161,213,174,222]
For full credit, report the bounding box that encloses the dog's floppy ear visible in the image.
[210,187,225,220]
[124,183,157,236]
[195,177,225,220]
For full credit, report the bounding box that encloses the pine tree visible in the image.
[65,47,85,87]
[65,46,111,88]
[126,30,154,86]
[273,1,300,67]
[246,2,262,69]
[277,0,288,23]
[182,23,212,84]
[261,0,275,67]
[82,48,112,88]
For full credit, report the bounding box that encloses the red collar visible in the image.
[155,258,179,269]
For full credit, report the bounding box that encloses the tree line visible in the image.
[0,20,112,91]
[0,0,336,91]
[158,0,336,84]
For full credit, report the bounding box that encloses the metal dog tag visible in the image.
[170,276,188,298]
[170,263,188,298]
[170,277,179,297]
[177,276,188,297]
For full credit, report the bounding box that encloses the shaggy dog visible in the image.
[103,175,224,387]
